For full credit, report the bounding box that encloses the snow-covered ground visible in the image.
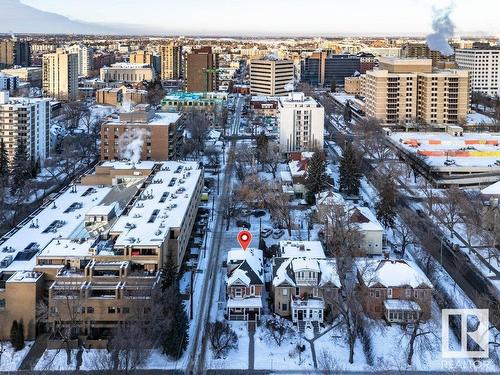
[207,322,249,370]
[0,342,33,371]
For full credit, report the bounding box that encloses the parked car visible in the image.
[272,229,284,239]
[236,220,251,229]
[252,210,266,217]
[261,228,272,238]
[240,208,252,217]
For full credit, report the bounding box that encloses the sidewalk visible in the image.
[18,333,49,371]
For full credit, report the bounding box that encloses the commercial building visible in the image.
[278,92,324,153]
[249,59,294,96]
[0,73,19,93]
[0,160,203,342]
[186,47,218,92]
[344,76,361,94]
[160,43,182,80]
[42,48,79,101]
[66,44,93,77]
[100,104,184,161]
[401,42,449,66]
[96,86,147,107]
[250,96,279,117]
[364,58,469,125]
[0,91,51,167]
[1,67,42,87]
[0,40,31,69]
[100,63,154,84]
[161,91,227,111]
[455,47,500,97]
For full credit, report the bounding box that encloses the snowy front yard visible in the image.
[0,342,33,371]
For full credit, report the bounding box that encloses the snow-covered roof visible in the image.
[272,256,341,288]
[481,180,500,196]
[384,299,422,311]
[110,161,202,247]
[227,248,264,286]
[38,238,96,258]
[279,241,325,259]
[353,206,384,232]
[316,191,344,206]
[357,259,433,289]
[227,297,263,308]
[318,259,341,287]
[86,203,117,217]
[292,258,320,272]
[227,268,251,286]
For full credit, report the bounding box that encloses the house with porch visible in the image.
[271,241,341,328]
[225,248,264,321]
[356,258,433,324]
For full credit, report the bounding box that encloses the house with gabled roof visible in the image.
[225,248,264,321]
[356,258,433,323]
[271,241,341,328]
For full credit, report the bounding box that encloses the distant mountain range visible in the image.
[0,0,153,35]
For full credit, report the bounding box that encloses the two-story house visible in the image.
[226,248,264,321]
[271,241,341,328]
[356,259,433,323]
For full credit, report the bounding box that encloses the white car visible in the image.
[272,229,284,239]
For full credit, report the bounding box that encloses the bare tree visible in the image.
[234,174,272,209]
[419,179,437,216]
[436,186,464,238]
[262,316,293,346]
[317,349,343,374]
[268,191,293,236]
[231,143,256,183]
[184,110,211,157]
[460,190,484,248]
[62,101,89,135]
[395,209,418,258]
[260,142,281,179]
[355,117,390,162]
[207,321,238,359]
[399,313,436,366]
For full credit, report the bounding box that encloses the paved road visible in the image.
[185,94,244,374]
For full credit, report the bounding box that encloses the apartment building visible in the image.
[66,44,93,77]
[250,59,294,96]
[0,91,51,167]
[42,49,79,101]
[344,76,361,94]
[455,47,500,97]
[100,63,154,83]
[0,73,19,93]
[272,241,340,327]
[401,42,449,66]
[1,67,42,87]
[130,50,152,65]
[278,92,324,153]
[186,47,218,92]
[161,91,227,111]
[160,43,182,80]
[356,259,433,323]
[364,58,469,125]
[0,160,203,342]
[100,104,183,161]
[0,40,31,69]
[96,86,147,107]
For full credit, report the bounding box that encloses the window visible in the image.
[295,287,300,296]
[235,288,242,297]
[375,290,380,298]
[108,306,116,314]
[250,285,255,295]
[0,299,5,309]
[282,288,288,296]
[87,307,94,314]
[387,289,392,298]
[405,289,412,298]
[282,303,288,311]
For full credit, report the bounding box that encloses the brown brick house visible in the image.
[356,259,433,323]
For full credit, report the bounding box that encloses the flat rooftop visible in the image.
[278,241,325,259]
[105,111,182,126]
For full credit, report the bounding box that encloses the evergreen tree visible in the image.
[376,178,398,228]
[10,139,30,194]
[161,289,189,359]
[10,320,19,349]
[339,142,362,196]
[344,101,352,123]
[304,150,327,195]
[16,320,25,351]
[330,78,337,93]
[255,132,269,164]
[0,138,9,179]
[160,256,178,291]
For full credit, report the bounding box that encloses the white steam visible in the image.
[118,128,151,164]
[426,4,455,56]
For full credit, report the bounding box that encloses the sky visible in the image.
[16,0,500,36]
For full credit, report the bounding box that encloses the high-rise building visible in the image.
[301,51,328,87]
[455,47,500,97]
[0,91,51,167]
[42,49,78,101]
[130,50,152,65]
[364,58,469,125]
[0,73,19,93]
[401,42,449,66]
[301,53,364,87]
[0,40,31,69]
[186,47,218,92]
[250,59,294,96]
[66,44,93,77]
[1,67,42,87]
[100,104,184,161]
[160,43,182,80]
[278,92,324,153]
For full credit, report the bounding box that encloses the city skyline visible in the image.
[0,0,497,36]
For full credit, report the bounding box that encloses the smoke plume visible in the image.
[118,128,150,164]
[426,4,455,56]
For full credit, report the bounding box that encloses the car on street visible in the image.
[236,220,251,229]
[272,229,284,239]
[261,228,272,238]
[252,210,266,217]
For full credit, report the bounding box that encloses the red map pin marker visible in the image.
[237,230,252,251]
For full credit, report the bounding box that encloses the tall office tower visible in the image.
[401,42,449,66]
[66,44,93,77]
[278,92,324,153]
[130,50,152,65]
[42,48,78,101]
[301,53,362,87]
[0,91,51,167]
[364,58,469,125]
[250,59,294,96]
[186,46,218,92]
[455,47,500,97]
[0,40,31,69]
[160,43,182,80]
